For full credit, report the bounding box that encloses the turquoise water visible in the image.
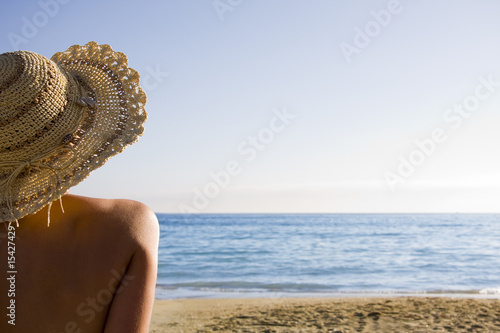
[155,214,500,299]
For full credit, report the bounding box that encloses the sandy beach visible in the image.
[149,296,500,332]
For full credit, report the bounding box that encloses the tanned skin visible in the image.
[0,194,159,333]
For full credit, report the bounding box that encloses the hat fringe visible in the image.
[0,145,76,223]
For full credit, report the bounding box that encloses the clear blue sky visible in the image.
[2,0,500,213]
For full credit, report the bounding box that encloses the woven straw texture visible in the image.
[0,41,147,222]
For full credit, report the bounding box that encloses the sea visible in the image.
[155,213,500,299]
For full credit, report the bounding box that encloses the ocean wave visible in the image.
[157,281,340,293]
[479,287,500,294]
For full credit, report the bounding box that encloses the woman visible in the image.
[0,42,159,333]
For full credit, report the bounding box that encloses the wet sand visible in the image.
[149,296,500,332]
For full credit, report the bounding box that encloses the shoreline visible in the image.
[155,287,500,301]
[149,296,500,332]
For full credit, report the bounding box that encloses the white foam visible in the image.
[479,287,500,295]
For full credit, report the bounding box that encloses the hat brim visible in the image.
[2,42,147,222]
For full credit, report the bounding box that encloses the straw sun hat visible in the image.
[0,41,147,223]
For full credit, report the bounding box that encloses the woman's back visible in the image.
[0,194,159,333]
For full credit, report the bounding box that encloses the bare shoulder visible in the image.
[63,194,159,248]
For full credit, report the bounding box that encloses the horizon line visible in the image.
[154,211,500,215]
